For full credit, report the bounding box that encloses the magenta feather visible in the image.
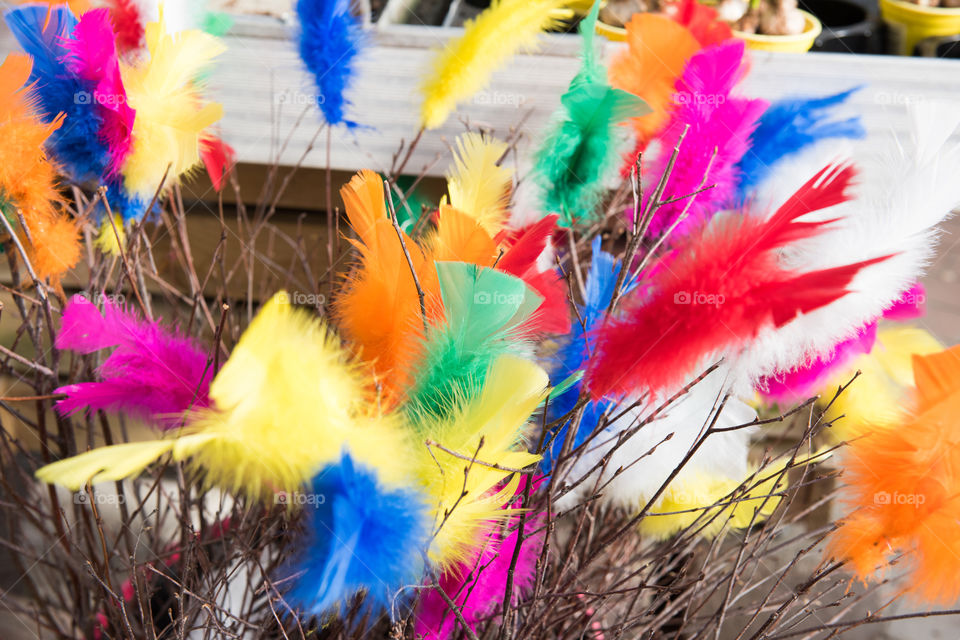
[642,40,767,239]
[55,295,213,428]
[415,478,544,639]
[63,8,135,175]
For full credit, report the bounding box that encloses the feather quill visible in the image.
[446,132,512,236]
[827,344,960,603]
[642,40,767,238]
[608,14,700,153]
[37,292,411,500]
[420,0,569,130]
[587,163,888,400]
[120,14,225,199]
[533,0,649,227]
[736,89,864,201]
[295,0,366,127]
[53,294,214,427]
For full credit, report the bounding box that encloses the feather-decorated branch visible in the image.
[586,163,887,401]
[446,132,512,236]
[421,0,571,130]
[296,0,366,128]
[533,0,649,227]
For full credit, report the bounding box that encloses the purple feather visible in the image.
[642,40,767,239]
[55,295,213,428]
[415,478,544,639]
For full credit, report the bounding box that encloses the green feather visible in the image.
[404,261,542,425]
[533,0,650,227]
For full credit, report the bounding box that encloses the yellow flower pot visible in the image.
[733,10,822,51]
[880,0,960,55]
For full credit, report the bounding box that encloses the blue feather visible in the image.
[295,0,366,128]
[736,88,865,200]
[543,237,636,473]
[99,179,150,224]
[4,5,110,183]
[281,453,429,618]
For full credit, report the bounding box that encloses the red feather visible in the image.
[107,0,145,54]
[200,135,235,192]
[497,215,570,335]
[585,164,889,400]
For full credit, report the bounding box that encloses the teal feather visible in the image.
[533,1,649,227]
[404,262,541,425]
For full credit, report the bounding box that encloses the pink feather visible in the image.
[642,40,767,239]
[55,295,214,428]
[63,8,135,175]
[415,479,544,640]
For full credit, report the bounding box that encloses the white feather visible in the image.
[555,365,756,512]
[733,102,960,392]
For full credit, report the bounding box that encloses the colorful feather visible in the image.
[737,103,960,389]
[37,292,411,500]
[404,262,540,425]
[63,8,136,175]
[120,14,225,199]
[415,478,544,639]
[335,170,442,403]
[736,89,865,201]
[5,4,111,182]
[827,344,960,603]
[533,0,649,227]
[642,40,767,239]
[281,452,430,616]
[199,133,235,191]
[586,163,887,401]
[415,354,547,567]
[0,53,80,281]
[53,294,214,427]
[105,0,145,53]
[420,0,569,130]
[667,0,733,47]
[295,0,366,128]
[608,14,700,153]
[446,132,512,236]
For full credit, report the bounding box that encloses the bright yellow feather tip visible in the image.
[446,132,513,237]
[823,326,942,439]
[420,0,571,130]
[93,215,126,256]
[414,354,548,567]
[36,292,412,500]
[120,11,226,199]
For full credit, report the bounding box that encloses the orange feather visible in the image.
[828,344,960,604]
[0,54,80,281]
[335,170,442,403]
[428,204,499,266]
[608,14,700,150]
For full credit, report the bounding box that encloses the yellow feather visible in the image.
[823,326,942,439]
[94,215,125,256]
[36,292,413,500]
[414,355,548,567]
[120,14,225,198]
[446,133,513,236]
[420,0,569,130]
